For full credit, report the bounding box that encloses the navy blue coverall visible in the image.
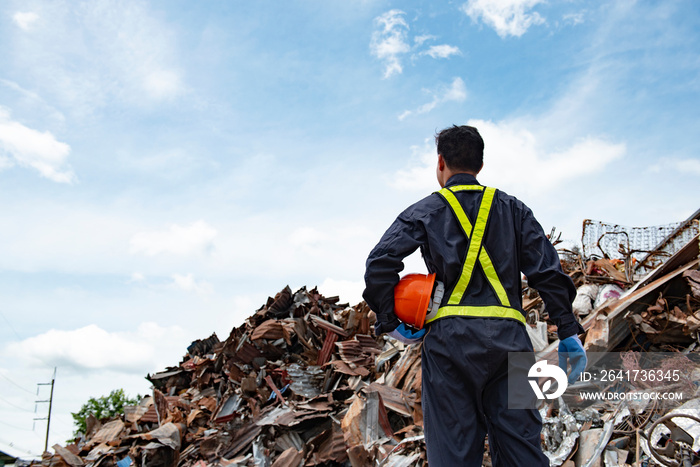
[363,173,584,466]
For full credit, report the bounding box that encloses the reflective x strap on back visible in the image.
[430,185,525,325]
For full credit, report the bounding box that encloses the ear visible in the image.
[476,162,483,174]
[437,154,446,171]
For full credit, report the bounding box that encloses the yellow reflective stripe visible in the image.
[446,187,495,305]
[478,249,511,307]
[448,185,484,192]
[427,305,526,324]
[437,186,512,309]
[437,188,474,305]
[439,188,474,239]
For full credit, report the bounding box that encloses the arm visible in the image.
[363,209,425,335]
[518,206,584,340]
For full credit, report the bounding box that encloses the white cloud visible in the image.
[391,120,625,197]
[7,323,185,373]
[81,1,185,102]
[414,34,435,46]
[462,0,545,38]
[289,227,326,249]
[0,323,187,455]
[130,272,146,282]
[399,77,467,120]
[563,12,586,26]
[474,119,625,196]
[370,10,411,78]
[118,147,202,179]
[130,220,217,256]
[391,140,436,191]
[126,271,214,295]
[672,159,700,174]
[652,158,700,175]
[143,69,183,101]
[12,12,39,30]
[0,155,12,170]
[444,78,468,100]
[370,12,461,77]
[422,44,462,59]
[171,273,213,295]
[10,1,184,113]
[0,107,75,183]
[0,79,66,123]
[317,278,365,306]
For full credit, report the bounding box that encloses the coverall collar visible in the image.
[444,172,480,188]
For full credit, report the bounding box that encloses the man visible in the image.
[363,125,586,466]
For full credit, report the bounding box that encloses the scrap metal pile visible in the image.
[42,287,427,467]
[40,209,700,467]
[526,211,700,466]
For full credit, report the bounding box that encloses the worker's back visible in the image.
[364,171,579,338]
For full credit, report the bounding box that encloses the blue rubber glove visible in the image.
[558,335,587,384]
[388,323,426,345]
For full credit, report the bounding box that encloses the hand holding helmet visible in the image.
[389,273,444,344]
[388,323,427,344]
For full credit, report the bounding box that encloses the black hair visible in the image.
[435,125,484,173]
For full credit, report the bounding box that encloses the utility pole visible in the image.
[35,367,56,453]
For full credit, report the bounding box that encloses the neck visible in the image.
[440,169,478,187]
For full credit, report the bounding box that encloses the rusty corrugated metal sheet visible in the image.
[139,396,186,424]
[316,330,337,366]
[287,364,325,398]
[90,420,125,445]
[309,314,349,337]
[221,423,262,459]
[385,343,421,388]
[309,423,347,465]
[270,447,303,467]
[250,320,285,341]
[366,382,416,417]
[235,340,263,364]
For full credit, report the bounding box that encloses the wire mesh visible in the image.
[581,218,699,274]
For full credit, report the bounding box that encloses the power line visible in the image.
[0,435,41,458]
[0,419,34,431]
[0,371,38,396]
[0,309,59,369]
[0,393,34,412]
[0,310,24,341]
[51,415,74,430]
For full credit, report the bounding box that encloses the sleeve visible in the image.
[518,205,584,340]
[363,208,426,335]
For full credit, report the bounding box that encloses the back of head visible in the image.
[435,125,484,173]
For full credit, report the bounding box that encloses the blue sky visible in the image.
[1,0,699,456]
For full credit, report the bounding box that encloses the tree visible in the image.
[71,389,140,438]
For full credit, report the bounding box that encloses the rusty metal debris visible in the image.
[36,209,700,467]
[529,211,700,466]
[36,287,428,467]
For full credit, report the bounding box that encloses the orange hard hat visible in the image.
[393,273,436,330]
